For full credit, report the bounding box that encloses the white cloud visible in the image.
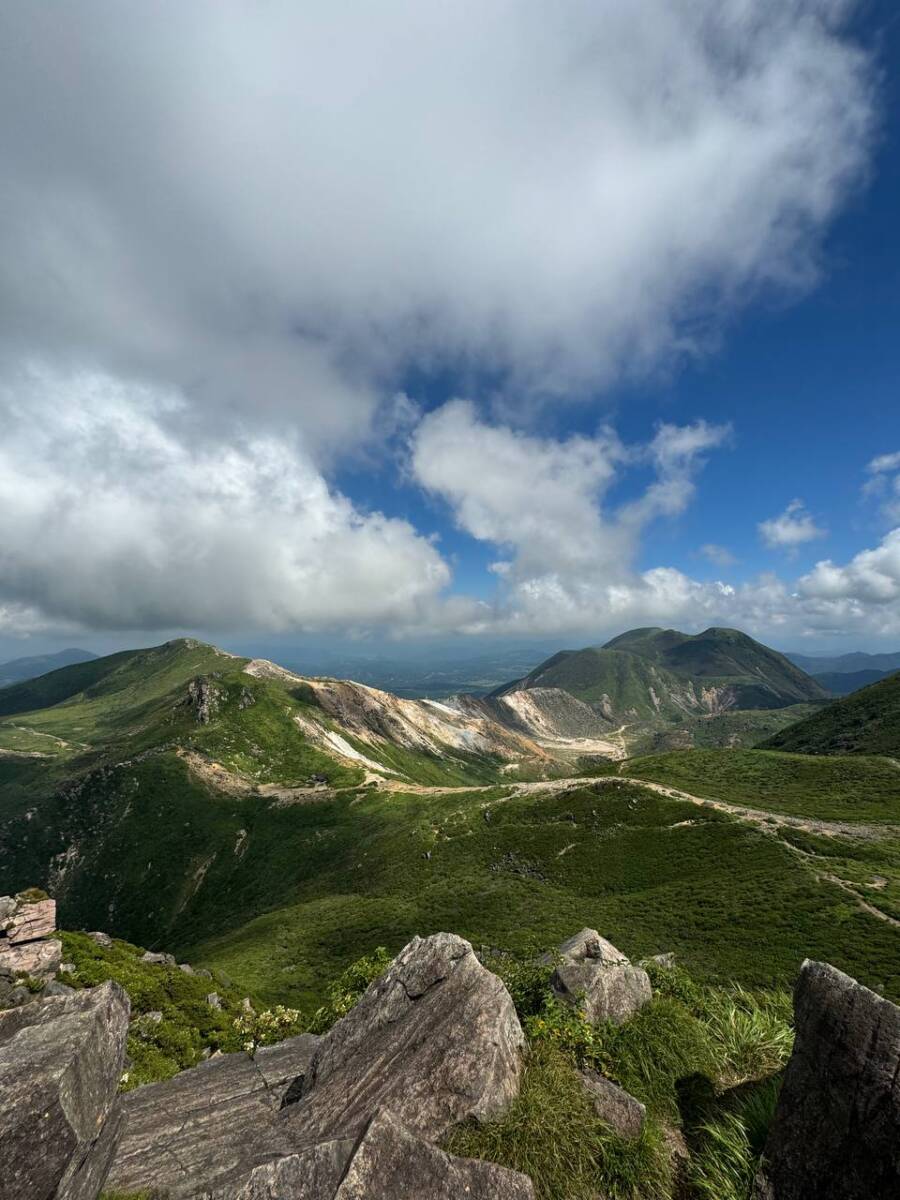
[411,403,730,632]
[700,544,738,567]
[863,450,900,523]
[0,3,886,643]
[0,1,874,427]
[868,451,900,474]
[0,368,451,632]
[758,500,828,553]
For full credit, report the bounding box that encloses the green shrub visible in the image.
[687,1074,782,1200]
[58,931,248,1089]
[15,886,50,903]
[587,998,718,1121]
[482,951,557,1019]
[698,986,793,1087]
[232,1004,306,1055]
[309,945,393,1032]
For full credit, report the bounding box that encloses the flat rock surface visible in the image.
[0,981,129,1200]
[212,1108,535,1200]
[6,897,56,944]
[107,1034,320,1197]
[754,960,900,1199]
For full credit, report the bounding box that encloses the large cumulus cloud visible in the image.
[0,1,886,641]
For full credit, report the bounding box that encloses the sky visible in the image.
[1,1,900,663]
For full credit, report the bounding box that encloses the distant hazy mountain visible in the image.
[788,649,900,675]
[813,669,893,696]
[491,626,827,721]
[0,648,97,689]
[763,670,900,757]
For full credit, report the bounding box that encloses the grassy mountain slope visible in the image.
[624,705,823,755]
[627,748,900,823]
[185,774,900,1008]
[607,627,827,705]
[493,647,691,720]
[761,670,900,757]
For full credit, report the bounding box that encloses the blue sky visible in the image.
[336,0,900,634]
[1,2,899,661]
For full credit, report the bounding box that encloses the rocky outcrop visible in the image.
[753,960,900,1199]
[0,980,130,1200]
[212,1108,534,1199]
[550,928,652,1025]
[186,676,222,724]
[0,891,62,1003]
[141,949,176,966]
[579,1068,646,1139]
[109,932,526,1197]
[107,1034,321,1197]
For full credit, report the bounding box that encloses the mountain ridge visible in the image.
[490,626,827,722]
[762,669,900,757]
[0,647,97,689]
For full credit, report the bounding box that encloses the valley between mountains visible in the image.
[1,628,899,1013]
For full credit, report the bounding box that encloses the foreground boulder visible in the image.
[551,928,651,1025]
[0,981,130,1200]
[107,1034,320,1197]
[289,931,524,1144]
[753,960,900,1199]
[108,932,525,1197]
[212,1107,534,1199]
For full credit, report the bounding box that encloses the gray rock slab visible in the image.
[551,929,651,1025]
[0,981,129,1200]
[0,936,62,979]
[211,1108,535,1200]
[6,898,56,944]
[287,932,524,1144]
[579,1068,645,1139]
[107,1034,320,1197]
[753,960,900,1199]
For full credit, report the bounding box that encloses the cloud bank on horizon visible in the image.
[1,1,897,643]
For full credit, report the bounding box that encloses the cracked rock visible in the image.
[0,980,129,1200]
[211,1107,534,1199]
[106,1035,320,1198]
[289,931,525,1145]
[753,960,900,1199]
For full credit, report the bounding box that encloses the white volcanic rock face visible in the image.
[243,659,551,773]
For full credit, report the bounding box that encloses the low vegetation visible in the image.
[626,748,900,823]
[188,779,900,1007]
[447,958,793,1200]
[57,931,250,1089]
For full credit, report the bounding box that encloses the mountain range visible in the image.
[488,626,827,723]
[0,647,96,689]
